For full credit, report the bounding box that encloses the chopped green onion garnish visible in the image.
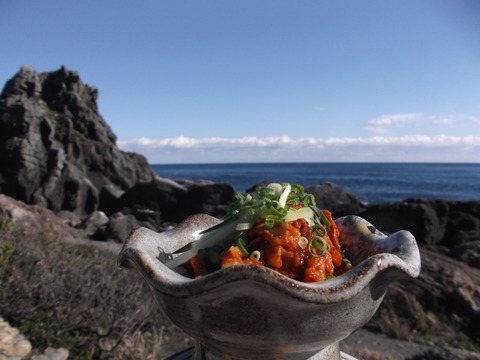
[298,236,308,249]
[237,238,249,257]
[166,182,335,269]
[309,237,329,258]
[249,250,261,261]
[284,207,314,225]
[266,183,283,197]
[312,207,331,232]
[312,223,327,237]
[278,184,291,208]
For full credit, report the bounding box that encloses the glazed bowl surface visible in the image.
[118,214,420,360]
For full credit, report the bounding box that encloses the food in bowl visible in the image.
[167,183,352,282]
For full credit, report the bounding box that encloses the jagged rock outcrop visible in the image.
[0,66,236,226]
[0,65,158,217]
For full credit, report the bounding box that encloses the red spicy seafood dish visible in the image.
[167,183,352,283]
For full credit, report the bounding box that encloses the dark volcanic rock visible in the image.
[360,198,449,245]
[117,178,235,228]
[360,198,480,248]
[0,66,236,229]
[81,210,109,240]
[443,201,480,247]
[0,65,157,217]
[0,193,85,241]
[175,179,235,218]
[106,212,140,243]
[448,240,480,269]
[366,247,480,353]
[306,182,366,217]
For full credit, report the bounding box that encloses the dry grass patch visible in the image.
[0,216,192,359]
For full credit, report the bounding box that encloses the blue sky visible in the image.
[1,0,479,163]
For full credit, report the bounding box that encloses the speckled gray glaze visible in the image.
[118,214,421,360]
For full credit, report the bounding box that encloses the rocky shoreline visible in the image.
[1,66,479,359]
[1,191,479,360]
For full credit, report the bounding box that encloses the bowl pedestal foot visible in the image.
[193,341,343,360]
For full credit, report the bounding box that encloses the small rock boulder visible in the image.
[80,210,109,240]
[106,212,139,243]
[306,182,366,217]
[116,178,235,229]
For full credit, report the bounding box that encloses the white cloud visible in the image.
[119,134,480,149]
[366,112,479,130]
[118,134,480,163]
[123,136,304,149]
[365,113,423,131]
[431,117,455,125]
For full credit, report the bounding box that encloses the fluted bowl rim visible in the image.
[117,214,421,304]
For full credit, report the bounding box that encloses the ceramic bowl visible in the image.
[118,214,421,360]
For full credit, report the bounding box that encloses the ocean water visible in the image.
[151,163,480,204]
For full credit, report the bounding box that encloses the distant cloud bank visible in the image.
[118,134,480,164]
[119,134,480,149]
